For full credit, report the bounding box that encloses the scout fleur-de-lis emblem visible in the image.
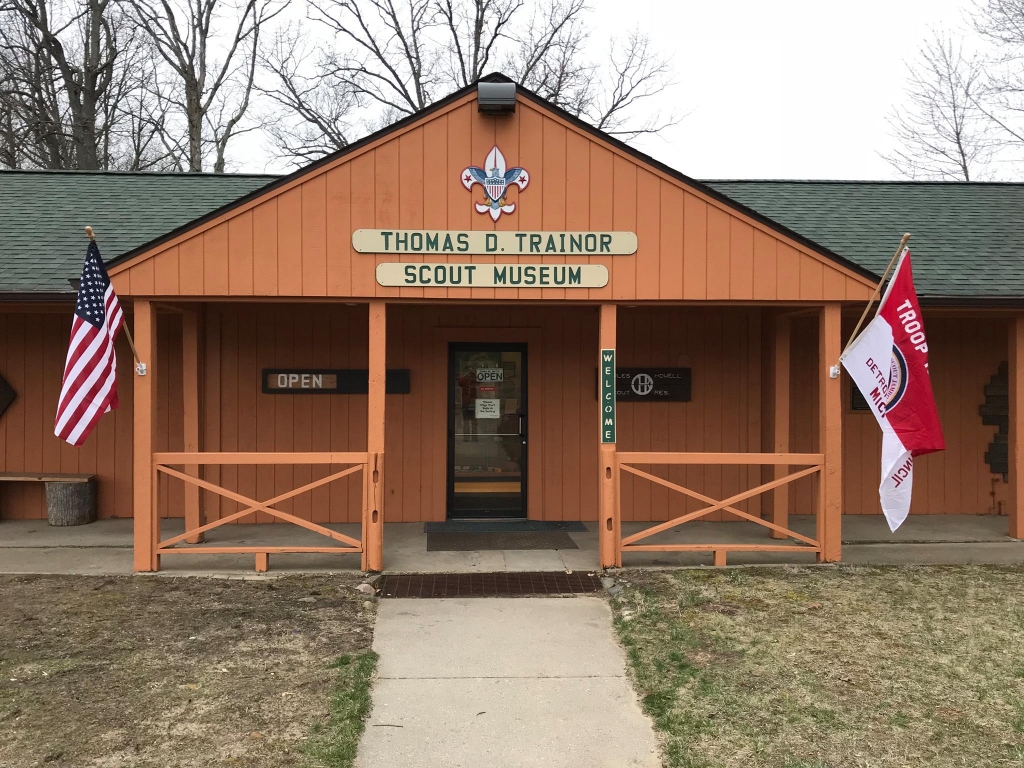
[461,145,529,221]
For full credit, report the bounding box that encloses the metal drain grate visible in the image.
[378,571,604,598]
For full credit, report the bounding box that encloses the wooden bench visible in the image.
[0,473,97,525]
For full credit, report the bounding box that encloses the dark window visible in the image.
[851,381,870,411]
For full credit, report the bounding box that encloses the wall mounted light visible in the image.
[478,82,516,114]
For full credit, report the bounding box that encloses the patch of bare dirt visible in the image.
[0,574,376,768]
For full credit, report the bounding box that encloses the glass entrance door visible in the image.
[447,343,527,518]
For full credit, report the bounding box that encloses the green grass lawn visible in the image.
[612,566,1024,768]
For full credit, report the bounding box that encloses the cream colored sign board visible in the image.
[353,229,637,255]
[475,399,501,419]
[375,263,608,288]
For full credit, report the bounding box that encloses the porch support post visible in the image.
[818,302,843,562]
[182,309,203,544]
[598,303,620,568]
[133,300,159,572]
[1009,315,1024,538]
[363,300,386,572]
[771,314,791,539]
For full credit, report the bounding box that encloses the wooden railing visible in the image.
[153,452,372,572]
[615,452,824,566]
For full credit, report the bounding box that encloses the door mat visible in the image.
[423,520,588,533]
[378,571,603,598]
[426,531,579,551]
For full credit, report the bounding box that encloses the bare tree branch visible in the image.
[262,0,678,162]
[257,24,362,163]
[126,0,283,170]
[972,0,1024,155]
[884,31,998,181]
[0,0,172,169]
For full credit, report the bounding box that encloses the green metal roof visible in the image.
[0,170,276,296]
[706,180,1024,302]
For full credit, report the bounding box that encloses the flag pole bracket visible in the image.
[836,232,912,368]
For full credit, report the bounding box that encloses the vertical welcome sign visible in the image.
[600,349,616,443]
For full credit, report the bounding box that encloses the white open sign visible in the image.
[476,368,503,382]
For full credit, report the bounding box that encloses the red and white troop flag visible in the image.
[54,241,124,446]
[840,248,945,531]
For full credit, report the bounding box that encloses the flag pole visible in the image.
[833,232,911,374]
[84,226,145,373]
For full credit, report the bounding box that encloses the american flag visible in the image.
[54,241,124,446]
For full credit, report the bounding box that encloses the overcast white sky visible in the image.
[242,0,974,180]
[588,0,972,180]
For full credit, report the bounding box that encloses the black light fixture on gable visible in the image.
[477,82,516,114]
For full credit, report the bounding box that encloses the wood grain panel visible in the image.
[470,110,497,300]
[301,175,328,296]
[682,193,707,300]
[111,95,875,302]
[588,143,614,301]
[228,211,254,295]
[540,119,567,300]
[277,188,303,296]
[179,236,204,295]
[0,305,1007,523]
[659,181,684,299]
[705,207,731,300]
[252,200,279,295]
[349,152,376,298]
[494,110,525,300]
[153,245,180,295]
[131,255,155,296]
[729,218,754,299]
[612,155,637,300]
[635,171,660,301]
[202,223,230,295]
[776,243,801,301]
[752,230,777,301]
[374,137,401,299]
[326,165,352,296]
[0,308,143,519]
[421,115,449,300]
[516,106,544,300]
[445,106,474,301]
[398,128,425,300]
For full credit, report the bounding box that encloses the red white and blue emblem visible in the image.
[461,145,529,221]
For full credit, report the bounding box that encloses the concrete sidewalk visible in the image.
[356,597,660,768]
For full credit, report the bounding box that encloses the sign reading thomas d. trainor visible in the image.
[353,229,637,255]
[376,263,608,288]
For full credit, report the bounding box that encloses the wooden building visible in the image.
[1,75,1022,572]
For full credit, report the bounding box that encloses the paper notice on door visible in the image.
[475,398,501,419]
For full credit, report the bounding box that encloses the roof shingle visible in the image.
[706,180,1024,300]
[0,170,276,295]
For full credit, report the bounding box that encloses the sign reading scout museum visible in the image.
[376,263,608,287]
[358,143,637,287]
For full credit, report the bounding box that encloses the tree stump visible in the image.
[45,479,97,526]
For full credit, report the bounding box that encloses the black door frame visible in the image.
[446,342,528,519]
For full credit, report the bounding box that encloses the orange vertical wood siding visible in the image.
[110,97,874,304]
[0,306,1011,523]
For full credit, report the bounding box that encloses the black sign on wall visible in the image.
[615,368,691,402]
[0,373,15,417]
[262,369,411,395]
